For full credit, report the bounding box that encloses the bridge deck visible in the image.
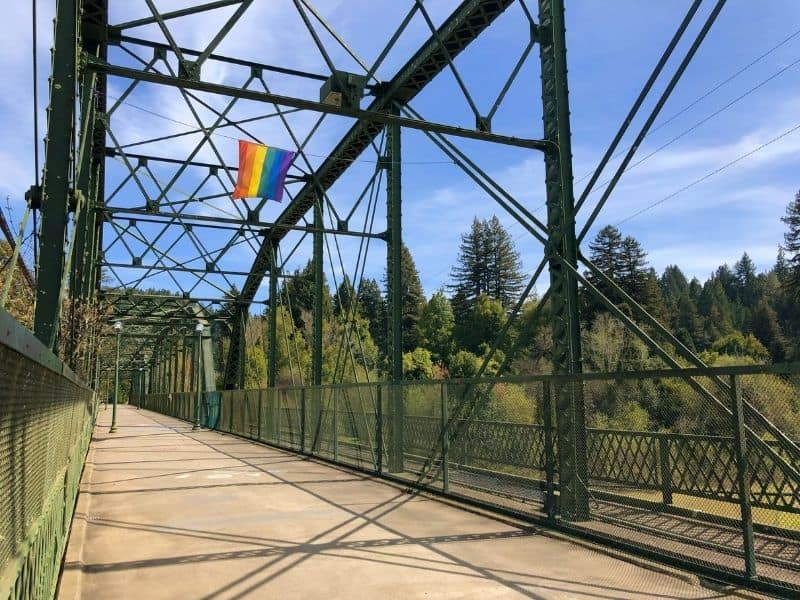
[58,406,752,599]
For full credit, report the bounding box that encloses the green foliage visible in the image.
[402,347,434,380]
[449,350,483,378]
[322,313,379,383]
[333,275,356,317]
[393,244,425,352]
[483,383,533,423]
[283,260,332,329]
[271,305,312,385]
[583,314,648,372]
[244,344,266,389]
[357,278,385,353]
[457,294,506,354]
[416,290,455,364]
[711,332,770,362]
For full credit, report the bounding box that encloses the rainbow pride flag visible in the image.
[232,140,296,202]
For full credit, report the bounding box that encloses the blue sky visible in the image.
[2,1,800,304]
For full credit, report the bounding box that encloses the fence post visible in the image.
[441,382,449,493]
[376,384,383,474]
[730,374,757,580]
[542,380,555,519]
[333,391,339,462]
[257,389,263,441]
[658,435,673,505]
[276,389,283,445]
[300,388,307,453]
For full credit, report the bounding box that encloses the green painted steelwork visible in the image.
[0,307,96,600]
[34,0,78,349]
[267,245,279,389]
[538,0,588,521]
[386,115,404,473]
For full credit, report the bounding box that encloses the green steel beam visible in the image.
[34,0,79,348]
[386,114,404,473]
[538,0,589,521]
[309,196,324,451]
[267,244,279,388]
[117,34,330,82]
[101,206,387,241]
[312,197,324,387]
[86,59,546,152]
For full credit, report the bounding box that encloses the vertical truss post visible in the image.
[731,374,757,579]
[34,0,79,348]
[81,0,107,300]
[201,331,216,392]
[538,0,589,521]
[386,113,404,473]
[311,195,324,451]
[267,243,279,388]
[312,196,324,387]
[187,338,195,393]
[235,311,247,389]
[178,339,186,392]
[223,314,246,389]
[158,344,165,393]
[172,339,180,393]
[165,339,174,394]
[129,371,136,408]
[194,327,202,430]
[70,71,96,305]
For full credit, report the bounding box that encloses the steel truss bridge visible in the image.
[1,1,800,599]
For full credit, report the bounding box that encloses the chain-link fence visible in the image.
[143,363,800,596]
[0,311,97,600]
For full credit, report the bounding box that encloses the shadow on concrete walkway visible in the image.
[58,406,748,600]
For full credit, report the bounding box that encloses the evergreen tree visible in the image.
[640,269,669,323]
[714,264,738,303]
[587,226,624,280]
[734,252,757,307]
[486,216,525,306]
[357,278,386,353]
[449,216,524,316]
[775,247,790,283]
[450,218,485,315]
[283,260,332,329]
[698,278,735,345]
[619,235,649,298]
[332,275,355,317]
[781,190,800,297]
[750,298,787,362]
[386,244,425,352]
[584,225,625,318]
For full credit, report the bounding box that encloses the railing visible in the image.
[0,309,97,600]
[143,363,800,596]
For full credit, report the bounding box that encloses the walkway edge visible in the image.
[56,446,95,600]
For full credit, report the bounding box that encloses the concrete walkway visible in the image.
[58,406,750,599]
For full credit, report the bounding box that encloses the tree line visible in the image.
[232,191,800,435]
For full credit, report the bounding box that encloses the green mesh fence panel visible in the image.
[0,312,96,600]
